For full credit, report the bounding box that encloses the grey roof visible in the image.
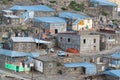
[59,12,89,19]
[11,37,35,42]
[11,37,51,44]
[32,17,66,23]
[9,5,54,11]
[90,0,117,6]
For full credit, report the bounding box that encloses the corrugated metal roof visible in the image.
[64,62,96,68]
[59,12,89,19]
[64,62,97,75]
[4,15,19,18]
[103,70,120,77]
[11,37,35,42]
[111,53,120,59]
[90,0,117,6]
[32,17,66,23]
[35,39,51,44]
[9,5,54,11]
[0,49,39,57]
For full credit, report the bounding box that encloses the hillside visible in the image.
[0,0,87,12]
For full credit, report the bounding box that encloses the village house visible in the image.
[58,12,93,31]
[57,31,100,53]
[32,17,67,38]
[2,10,20,25]
[87,0,118,20]
[92,29,120,50]
[34,56,57,75]
[104,53,120,69]
[9,37,36,53]
[2,5,55,25]
[0,49,39,72]
[63,62,97,78]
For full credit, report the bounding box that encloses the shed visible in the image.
[64,62,97,75]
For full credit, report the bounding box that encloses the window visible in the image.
[94,39,96,43]
[68,38,70,42]
[74,67,77,71]
[60,37,62,42]
[55,29,58,34]
[83,39,86,44]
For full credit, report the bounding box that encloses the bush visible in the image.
[61,7,67,10]
[49,0,56,3]
[56,62,62,67]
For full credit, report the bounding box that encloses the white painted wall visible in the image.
[34,60,43,73]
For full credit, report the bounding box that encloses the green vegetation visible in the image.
[61,7,67,11]
[1,0,13,4]
[49,0,56,3]
[56,62,62,67]
[69,1,85,11]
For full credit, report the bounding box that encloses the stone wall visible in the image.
[12,42,36,53]
[43,61,57,75]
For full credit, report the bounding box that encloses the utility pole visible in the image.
[31,66,33,80]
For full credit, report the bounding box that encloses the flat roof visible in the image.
[32,17,66,23]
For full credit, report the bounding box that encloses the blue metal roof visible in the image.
[0,49,39,58]
[111,53,120,59]
[59,12,89,19]
[64,62,96,68]
[103,70,120,78]
[64,62,97,75]
[90,0,117,6]
[9,5,54,11]
[32,17,66,23]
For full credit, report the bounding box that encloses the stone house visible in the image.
[32,17,66,38]
[9,5,55,18]
[92,29,120,50]
[2,5,55,25]
[104,53,120,69]
[57,31,100,53]
[2,10,20,25]
[58,12,93,31]
[34,56,57,75]
[87,0,118,19]
[57,53,108,73]
[9,37,36,53]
